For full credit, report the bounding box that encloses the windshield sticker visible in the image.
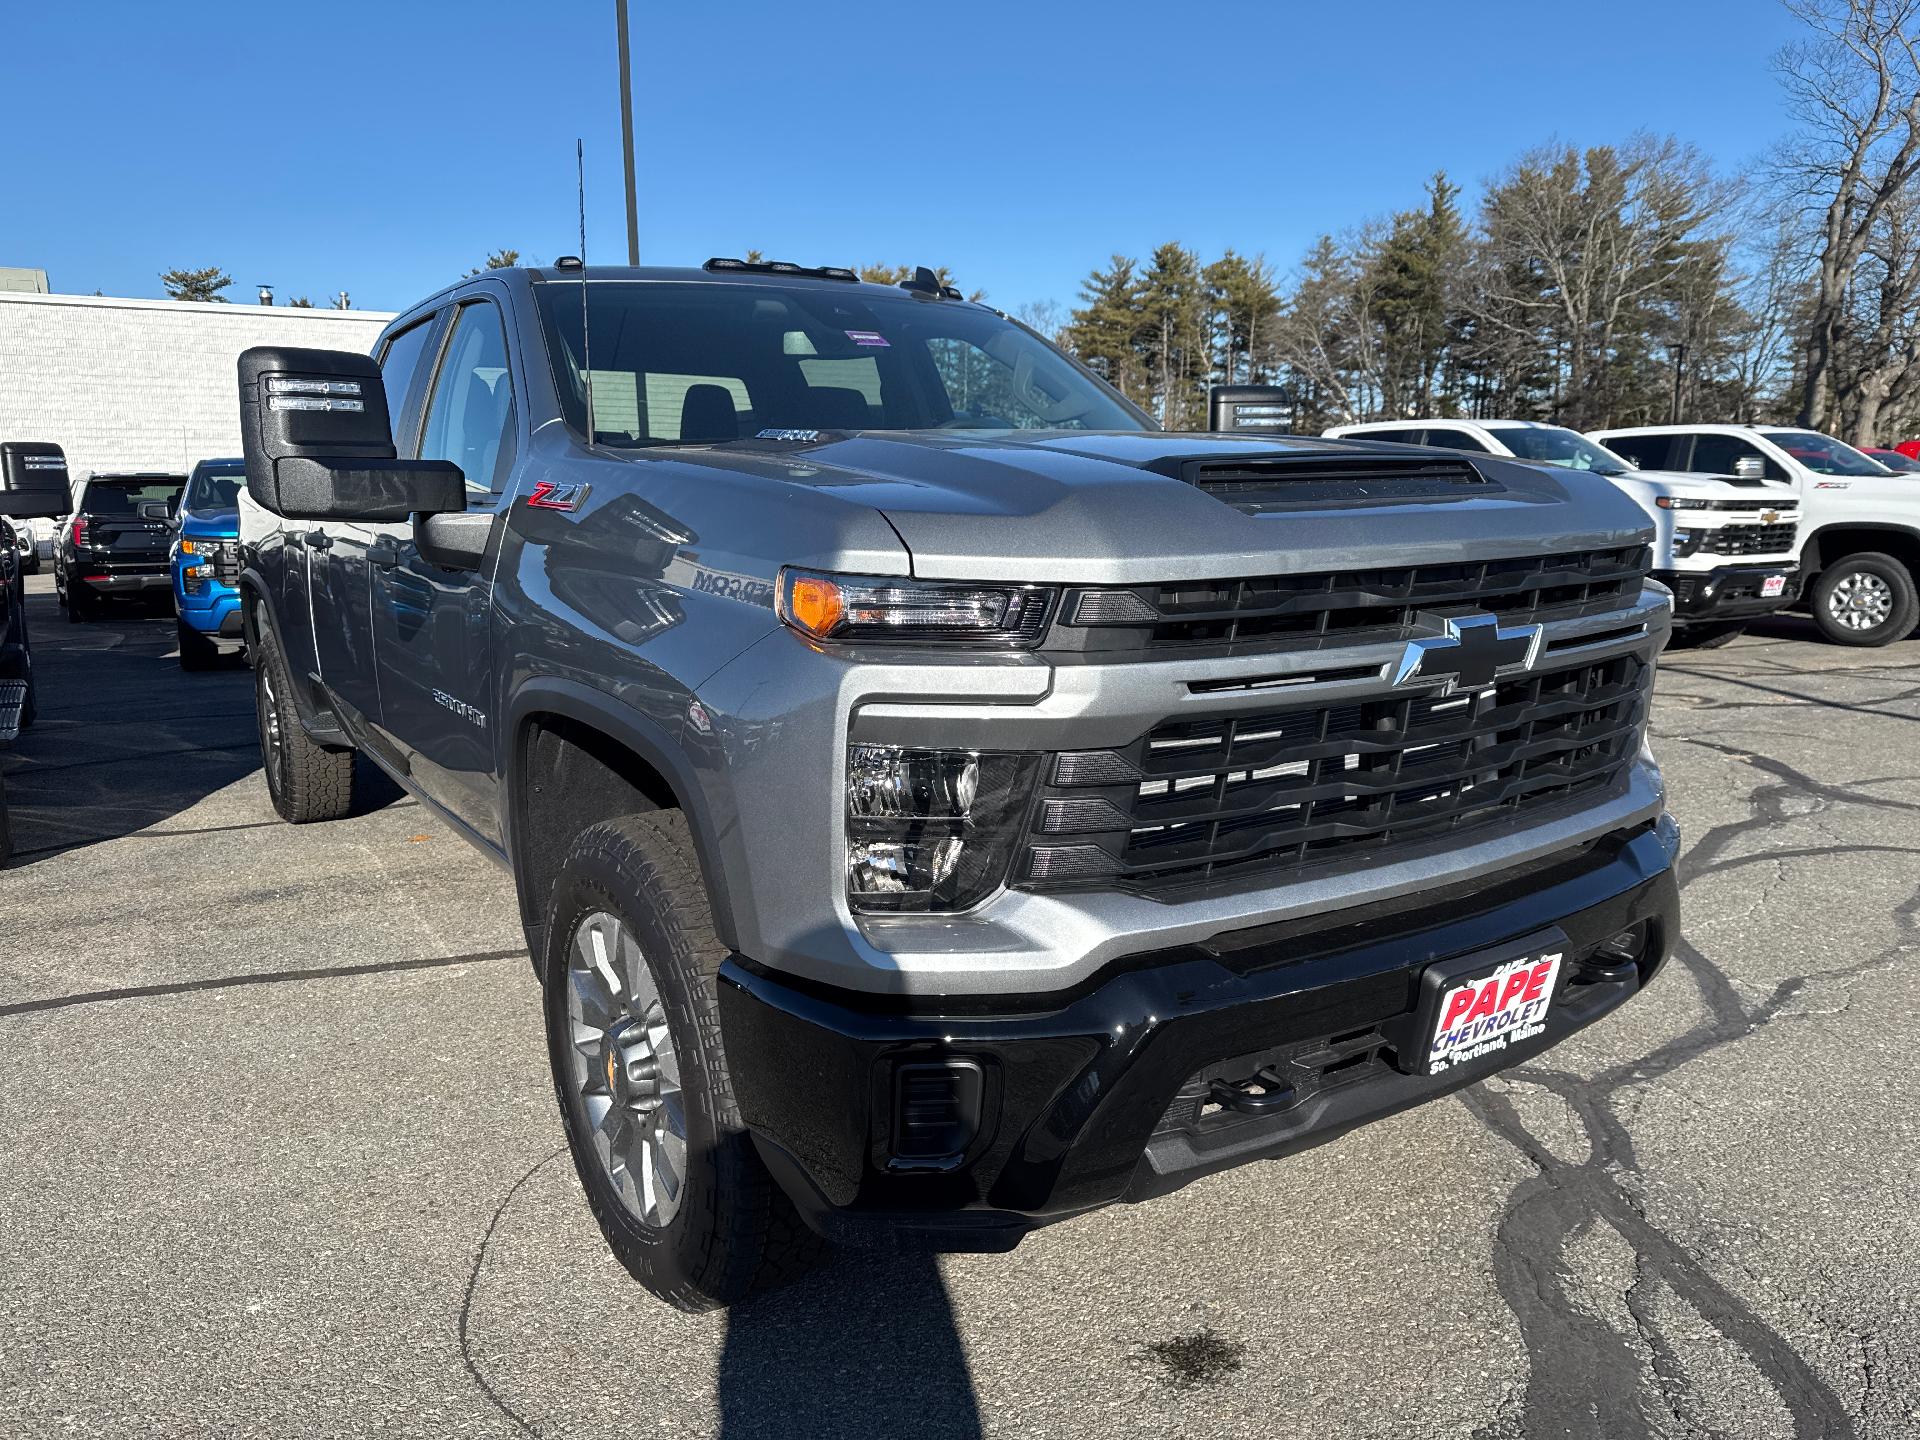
[845,330,889,347]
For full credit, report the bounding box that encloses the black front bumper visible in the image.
[1660,564,1798,622]
[717,817,1681,1251]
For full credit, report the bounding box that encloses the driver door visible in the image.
[370,293,519,843]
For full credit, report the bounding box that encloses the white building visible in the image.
[0,291,395,489]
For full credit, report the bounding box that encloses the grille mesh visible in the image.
[1020,651,1650,895]
[1054,546,1650,657]
[1696,523,1795,556]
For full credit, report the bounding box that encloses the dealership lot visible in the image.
[1,573,1916,1439]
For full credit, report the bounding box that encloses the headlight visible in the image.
[1654,497,1712,510]
[778,569,1053,646]
[845,744,1039,913]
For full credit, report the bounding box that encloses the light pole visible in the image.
[615,0,639,266]
[1670,342,1688,424]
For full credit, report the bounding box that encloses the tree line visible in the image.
[1041,0,1920,448]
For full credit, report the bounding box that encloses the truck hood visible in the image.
[664,429,1654,584]
[1610,468,1796,503]
[179,510,239,539]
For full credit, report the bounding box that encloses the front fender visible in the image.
[502,674,749,953]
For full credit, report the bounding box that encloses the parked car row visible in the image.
[1324,417,1920,648]
[0,443,247,670]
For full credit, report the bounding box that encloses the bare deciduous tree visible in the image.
[1774,0,1920,431]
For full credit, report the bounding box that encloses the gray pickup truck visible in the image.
[234,260,1680,1311]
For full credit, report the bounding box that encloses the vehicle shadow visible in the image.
[715,1249,983,1439]
[2,585,403,866]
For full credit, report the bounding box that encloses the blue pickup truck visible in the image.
[172,457,246,669]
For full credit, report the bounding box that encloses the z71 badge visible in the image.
[526,479,590,512]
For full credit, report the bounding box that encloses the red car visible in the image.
[1864,446,1920,473]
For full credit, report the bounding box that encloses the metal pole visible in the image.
[615,0,639,266]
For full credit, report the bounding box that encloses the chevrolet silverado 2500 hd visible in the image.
[1325,419,1801,648]
[234,261,1680,1310]
[1595,423,1920,646]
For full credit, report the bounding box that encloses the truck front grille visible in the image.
[212,539,241,582]
[1051,545,1650,657]
[1019,650,1650,895]
[1696,523,1795,556]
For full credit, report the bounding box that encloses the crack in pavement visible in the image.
[1465,716,1920,1438]
[0,946,526,1017]
[456,1147,569,1439]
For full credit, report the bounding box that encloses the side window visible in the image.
[1356,427,1422,445]
[419,302,516,493]
[1685,434,1784,480]
[1601,434,1671,469]
[376,316,438,451]
[1422,427,1491,453]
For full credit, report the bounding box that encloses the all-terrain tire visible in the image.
[177,618,220,672]
[542,812,827,1310]
[253,622,354,822]
[1809,552,1919,647]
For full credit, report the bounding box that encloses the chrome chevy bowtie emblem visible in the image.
[1394,613,1545,693]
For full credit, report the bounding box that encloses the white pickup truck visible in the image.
[1324,419,1800,648]
[1593,424,1920,647]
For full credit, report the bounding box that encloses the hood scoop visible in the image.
[1138,450,1502,513]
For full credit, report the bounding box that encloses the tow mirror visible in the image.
[236,347,464,523]
[1208,385,1291,434]
[0,441,74,519]
[1731,455,1766,479]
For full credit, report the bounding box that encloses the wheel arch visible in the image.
[504,676,744,970]
[1798,523,1920,580]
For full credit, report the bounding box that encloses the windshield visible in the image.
[534,279,1149,446]
[83,479,184,517]
[1490,426,1627,472]
[1759,430,1890,477]
[185,465,244,512]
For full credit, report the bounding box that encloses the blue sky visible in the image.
[1,0,1808,316]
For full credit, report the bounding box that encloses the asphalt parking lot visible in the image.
[2,571,1916,1439]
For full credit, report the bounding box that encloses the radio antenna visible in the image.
[577,138,596,446]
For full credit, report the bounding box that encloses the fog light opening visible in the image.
[889,1060,984,1171]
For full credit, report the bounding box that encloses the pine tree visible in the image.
[160,266,232,303]
[1139,243,1209,429]
[1366,172,1467,416]
[1066,256,1149,406]
[1203,250,1281,386]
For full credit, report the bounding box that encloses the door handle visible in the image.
[304,530,333,551]
[367,536,401,568]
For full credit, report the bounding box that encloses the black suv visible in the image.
[56,471,186,621]
[0,442,67,860]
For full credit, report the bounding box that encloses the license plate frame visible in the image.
[1413,931,1568,1078]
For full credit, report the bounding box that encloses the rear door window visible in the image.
[377,315,440,453]
[1354,427,1425,445]
[1604,434,1676,470]
[1422,427,1491,453]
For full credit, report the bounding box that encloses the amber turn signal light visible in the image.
[782,574,845,638]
